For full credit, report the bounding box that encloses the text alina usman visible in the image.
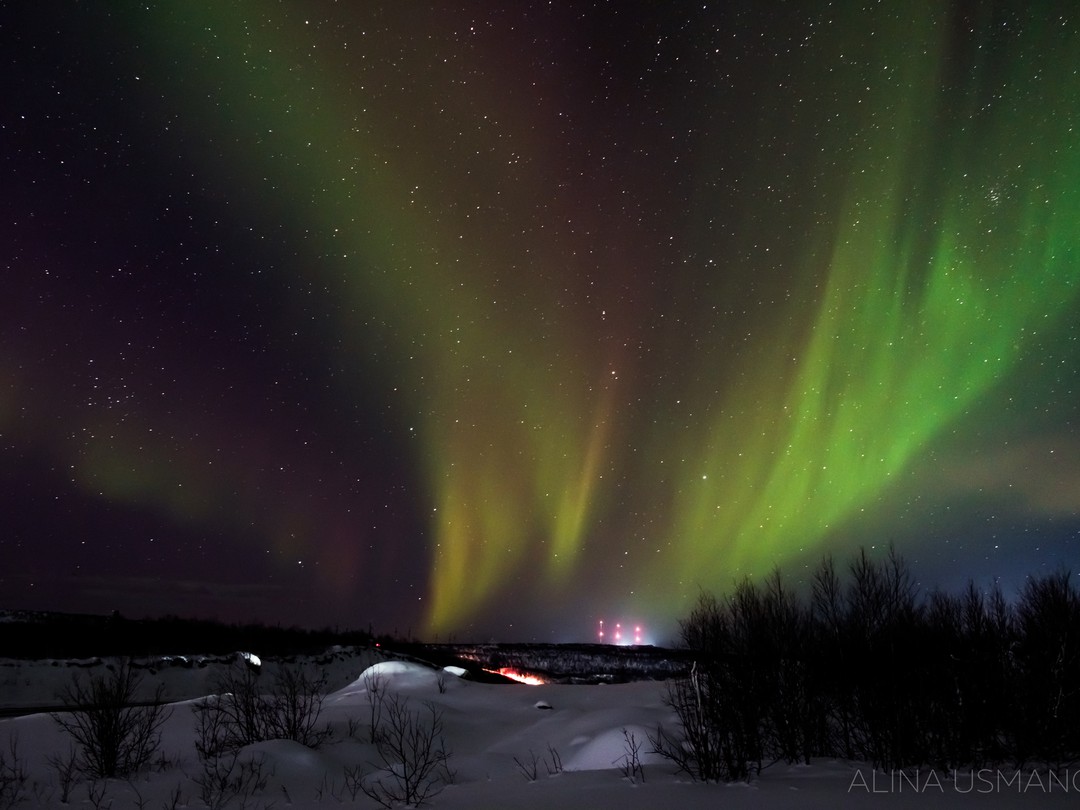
[848,768,1080,794]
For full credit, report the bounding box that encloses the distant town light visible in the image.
[597,618,644,645]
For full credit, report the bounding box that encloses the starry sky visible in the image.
[2,1,1078,642]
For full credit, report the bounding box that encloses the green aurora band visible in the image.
[101,2,1080,634]
[661,7,1080,596]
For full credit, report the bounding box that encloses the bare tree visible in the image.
[359,692,452,808]
[660,550,1077,778]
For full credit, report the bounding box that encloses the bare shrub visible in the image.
[126,779,149,810]
[0,734,28,810]
[162,782,185,810]
[364,670,386,743]
[315,772,344,802]
[192,751,271,810]
[345,714,364,740]
[29,779,55,808]
[649,661,730,782]
[359,693,452,808]
[545,743,562,775]
[51,660,172,779]
[192,660,332,755]
[513,750,540,782]
[342,764,364,801]
[193,664,262,759]
[193,694,232,763]
[262,665,332,748]
[616,728,645,783]
[650,584,768,783]
[86,779,111,810]
[45,745,79,803]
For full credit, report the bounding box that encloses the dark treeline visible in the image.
[665,548,1080,780]
[0,611,374,659]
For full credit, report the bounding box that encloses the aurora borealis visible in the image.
[2,1,1078,641]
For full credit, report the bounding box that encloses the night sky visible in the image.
[2,1,1078,643]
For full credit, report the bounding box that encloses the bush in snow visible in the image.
[192,659,332,757]
[617,728,645,783]
[0,735,28,810]
[650,657,745,782]
[358,691,453,808]
[192,749,271,810]
[51,659,172,779]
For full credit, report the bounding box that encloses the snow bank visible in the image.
[563,724,664,772]
[329,659,442,701]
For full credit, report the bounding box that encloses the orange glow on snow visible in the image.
[485,667,546,685]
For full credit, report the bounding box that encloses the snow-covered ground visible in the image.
[1,653,1076,808]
